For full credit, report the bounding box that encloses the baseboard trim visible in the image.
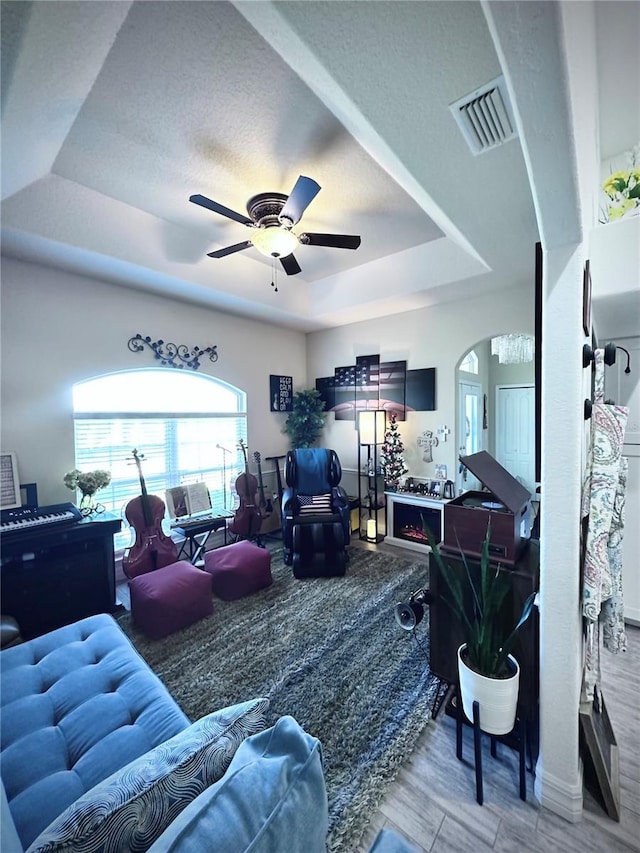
[534,760,583,822]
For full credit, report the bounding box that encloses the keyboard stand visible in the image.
[173,515,231,565]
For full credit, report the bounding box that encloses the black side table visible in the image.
[454,687,527,805]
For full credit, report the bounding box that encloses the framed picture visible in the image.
[315,376,335,412]
[333,365,356,421]
[1,452,21,509]
[269,375,293,412]
[579,687,620,821]
[583,259,592,337]
[406,368,436,411]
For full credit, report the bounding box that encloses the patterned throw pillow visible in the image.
[26,698,269,853]
[298,493,333,514]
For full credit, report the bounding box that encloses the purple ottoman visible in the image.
[203,541,273,601]
[129,560,213,639]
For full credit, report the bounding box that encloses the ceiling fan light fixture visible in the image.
[251,225,298,258]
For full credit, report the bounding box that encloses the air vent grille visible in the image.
[450,76,517,156]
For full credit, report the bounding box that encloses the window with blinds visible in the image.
[72,370,247,549]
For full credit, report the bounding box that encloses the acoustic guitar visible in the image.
[253,451,281,535]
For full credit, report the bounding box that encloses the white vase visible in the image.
[457,644,520,736]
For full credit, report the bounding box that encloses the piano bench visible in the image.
[129,561,213,640]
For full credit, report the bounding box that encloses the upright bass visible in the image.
[123,449,178,578]
[228,439,262,539]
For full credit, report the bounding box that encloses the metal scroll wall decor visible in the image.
[128,334,218,370]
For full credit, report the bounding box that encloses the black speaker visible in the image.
[394,588,431,631]
[394,599,424,631]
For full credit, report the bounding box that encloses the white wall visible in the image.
[0,257,307,505]
[306,284,534,493]
[0,257,533,505]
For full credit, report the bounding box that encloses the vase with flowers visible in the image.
[64,469,111,516]
[599,144,640,223]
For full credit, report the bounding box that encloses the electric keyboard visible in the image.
[171,512,233,531]
[0,502,83,536]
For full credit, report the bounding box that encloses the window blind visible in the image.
[74,415,246,549]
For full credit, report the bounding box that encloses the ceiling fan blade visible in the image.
[207,240,253,258]
[279,176,321,226]
[299,233,361,250]
[279,254,302,276]
[190,194,253,226]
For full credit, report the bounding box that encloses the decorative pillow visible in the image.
[26,698,269,853]
[298,493,333,514]
[146,715,328,853]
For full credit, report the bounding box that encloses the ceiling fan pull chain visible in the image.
[270,257,278,293]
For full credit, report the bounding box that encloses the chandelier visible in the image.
[491,334,534,364]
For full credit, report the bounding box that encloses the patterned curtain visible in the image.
[581,349,628,702]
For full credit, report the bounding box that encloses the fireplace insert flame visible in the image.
[393,502,442,545]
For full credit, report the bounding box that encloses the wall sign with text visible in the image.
[270,375,293,412]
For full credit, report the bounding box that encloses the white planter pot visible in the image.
[457,644,520,736]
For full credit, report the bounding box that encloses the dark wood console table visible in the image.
[429,540,540,721]
[0,513,121,639]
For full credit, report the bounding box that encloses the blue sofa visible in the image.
[1,614,328,852]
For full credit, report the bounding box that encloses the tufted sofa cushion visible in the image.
[26,698,270,853]
[0,614,190,849]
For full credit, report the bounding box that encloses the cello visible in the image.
[122,449,178,578]
[228,439,262,539]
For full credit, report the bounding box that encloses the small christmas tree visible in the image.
[379,412,408,490]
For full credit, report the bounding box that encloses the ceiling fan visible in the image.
[189,175,361,276]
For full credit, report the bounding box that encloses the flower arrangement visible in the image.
[64,469,111,514]
[599,144,640,223]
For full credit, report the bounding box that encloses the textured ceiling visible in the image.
[0,1,636,331]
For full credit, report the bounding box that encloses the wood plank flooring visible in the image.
[354,540,640,853]
[117,535,639,852]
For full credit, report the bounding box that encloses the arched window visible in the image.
[72,370,246,541]
[459,349,479,374]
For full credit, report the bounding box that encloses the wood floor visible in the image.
[353,539,640,853]
[118,535,639,852]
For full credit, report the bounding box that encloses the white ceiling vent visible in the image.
[449,76,517,156]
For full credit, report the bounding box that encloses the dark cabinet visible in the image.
[429,541,540,719]
[1,514,121,639]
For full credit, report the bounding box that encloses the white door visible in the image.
[458,381,482,493]
[495,385,535,493]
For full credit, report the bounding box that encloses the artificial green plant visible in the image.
[283,388,326,448]
[425,522,536,678]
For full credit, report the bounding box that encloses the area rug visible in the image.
[118,546,438,852]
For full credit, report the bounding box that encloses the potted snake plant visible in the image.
[425,522,536,735]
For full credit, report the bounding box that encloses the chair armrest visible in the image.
[282,487,296,517]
